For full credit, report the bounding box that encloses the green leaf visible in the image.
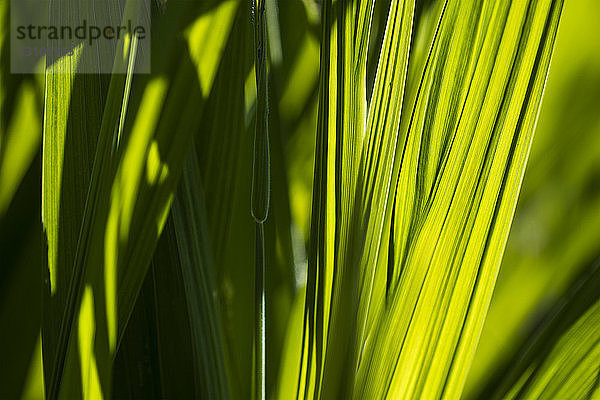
[466,0,600,393]
[0,80,42,215]
[41,1,239,398]
[0,3,45,398]
[483,260,600,399]
[113,147,229,399]
[291,0,381,397]
[356,0,564,398]
[287,0,565,398]
[170,149,230,399]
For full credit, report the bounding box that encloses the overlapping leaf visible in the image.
[466,0,600,393]
[481,260,600,399]
[41,0,238,398]
[285,0,565,398]
[356,0,564,398]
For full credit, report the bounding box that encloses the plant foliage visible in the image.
[2,0,599,399]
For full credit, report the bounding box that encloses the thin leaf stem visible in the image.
[254,223,266,400]
[251,1,269,399]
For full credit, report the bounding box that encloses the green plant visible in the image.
[1,0,599,399]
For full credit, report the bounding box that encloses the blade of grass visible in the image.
[293,0,381,397]
[251,1,270,399]
[42,1,239,398]
[355,1,564,398]
[466,0,600,392]
[290,0,564,398]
